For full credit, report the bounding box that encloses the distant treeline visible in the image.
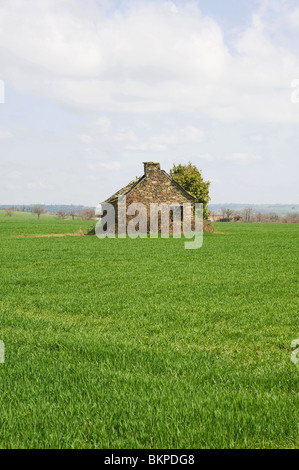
[0,204,94,214]
[209,204,299,216]
[210,207,299,223]
[0,205,96,220]
[1,204,299,223]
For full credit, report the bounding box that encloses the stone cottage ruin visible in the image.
[102,162,195,234]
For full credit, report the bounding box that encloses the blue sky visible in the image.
[0,0,298,205]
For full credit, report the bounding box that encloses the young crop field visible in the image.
[0,211,298,449]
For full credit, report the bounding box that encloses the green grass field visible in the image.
[0,210,298,449]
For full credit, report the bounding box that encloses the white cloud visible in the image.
[26,182,54,190]
[7,171,22,179]
[0,1,298,122]
[226,153,263,165]
[150,133,178,146]
[289,8,299,27]
[181,126,204,143]
[126,125,204,151]
[111,131,138,143]
[127,142,168,152]
[89,117,111,134]
[88,161,121,171]
[210,177,221,184]
[0,79,4,103]
[0,129,13,140]
[0,0,298,206]
[79,134,94,143]
[250,135,263,142]
[199,154,214,161]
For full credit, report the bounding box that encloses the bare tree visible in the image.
[242,207,253,222]
[57,209,68,220]
[4,206,14,216]
[68,209,78,220]
[32,205,46,219]
[255,212,263,222]
[219,207,234,222]
[80,208,95,220]
[225,209,234,222]
[221,207,227,220]
[283,213,299,223]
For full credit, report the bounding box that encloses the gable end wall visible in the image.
[126,170,193,207]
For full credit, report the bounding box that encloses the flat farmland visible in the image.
[0,211,298,448]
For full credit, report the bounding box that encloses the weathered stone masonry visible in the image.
[103,162,195,232]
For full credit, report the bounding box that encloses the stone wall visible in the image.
[116,162,194,234]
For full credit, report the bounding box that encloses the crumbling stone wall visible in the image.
[117,162,194,234]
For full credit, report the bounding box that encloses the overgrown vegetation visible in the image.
[170,162,210,220]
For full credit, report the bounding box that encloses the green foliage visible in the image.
[0,214,298,448]
[170,162,211,220]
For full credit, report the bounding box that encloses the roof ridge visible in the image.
[103,167,195,204]
[104,175,144,203]
[161,170,195,201]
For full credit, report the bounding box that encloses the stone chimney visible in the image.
[143,162,161,178]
